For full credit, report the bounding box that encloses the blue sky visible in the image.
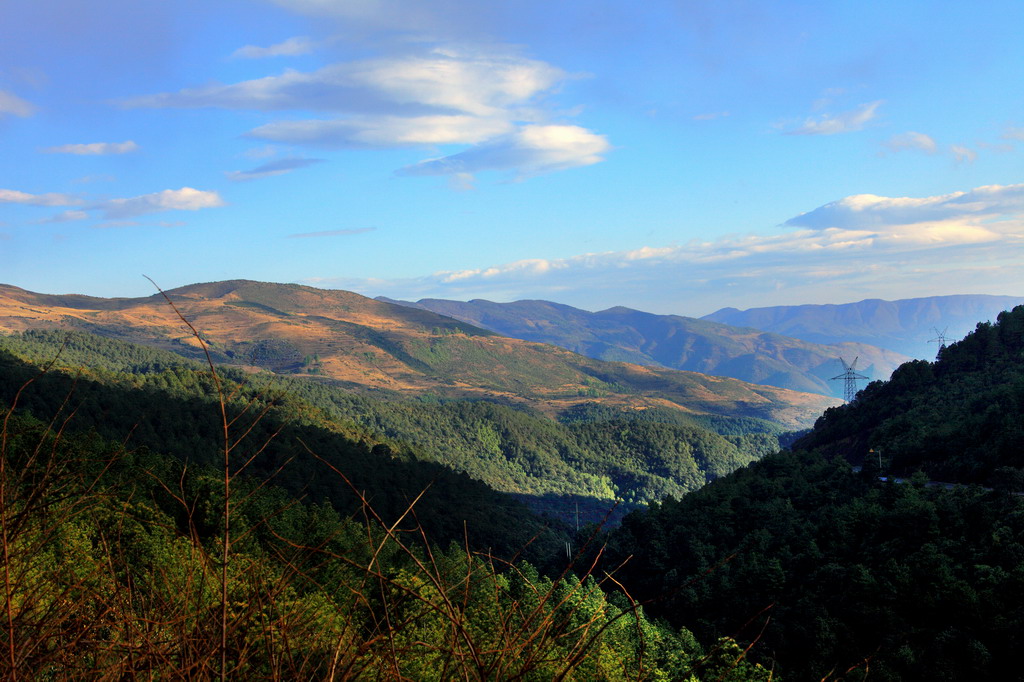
[2,0,1023,316]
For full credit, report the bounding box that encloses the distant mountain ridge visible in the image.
[703,294,1024,358]
[0,280,835,429]
[380,296,908,398]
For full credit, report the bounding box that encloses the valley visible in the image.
[1,279,1022,680]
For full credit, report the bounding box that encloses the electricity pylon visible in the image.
[929,327,950,358]
[831,356,868,403]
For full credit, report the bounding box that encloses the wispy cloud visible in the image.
[784,184,1024,238]
[231,36,315,59]
[399,124,610,179]
[93,220,143,229]
[42,141,139,155]
[3,186,225,222]
[787,100,882,136]
[882,131,937,154]
[226,157,324,181]
[950,144,978,164]
[693,111,730,121]
[249,114,513,148]
[1001,126,1024,142]
[304,184,1024,313]
[96,187,225,219]
[123,50,566,117]
[0,90,34,118]
[39,210,89,223]
[124,47,605,180]
[0,189,77,206]
[287,227,377,238]
[72,175,117,185]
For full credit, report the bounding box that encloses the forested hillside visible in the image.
[0,327,773,679]
[796,304,1024,484]
[8,293,1019,679]
[0,334,557,560]
[600,305,1024,680]
[385,296,906,397]
[0,330,782,519]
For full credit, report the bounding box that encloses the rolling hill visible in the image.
[0,280,836,429]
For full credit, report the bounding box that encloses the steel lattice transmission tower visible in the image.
[831,356,868,403]
[929,327,950,359]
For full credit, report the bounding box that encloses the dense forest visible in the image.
[796,305,1024,485]
[598,305,1024,680]
[0,329,775,679]
[0,329,782,520]
[3,303,1022,679]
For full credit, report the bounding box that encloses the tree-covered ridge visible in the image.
[795,304,1024,484]
[0,337,771,679]
[0,329,784,517]
[605,451,1024,680]
[599,304,1024,680]
[0,334,561,561]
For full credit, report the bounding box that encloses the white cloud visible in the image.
[42,141,139,155]
[0,189,77,206]
[226,157,324,181]
[785,184,1024,239]
[399,124,610,179]
[40,210,90,223]
[248,114,513,147]
[0,90,35,118]
[787,100,882,136]
[950,144,978,164]
[124,51,565,117]
[883,131,937,154]
[124,47,600,180]
[304,183,1024,313]
[2,185,225,222]
[232,36,315,59]
[97,188,225,219]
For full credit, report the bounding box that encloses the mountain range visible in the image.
[0,280,834,429]
[380,296,908,398]
[3,278,1022,678]
[703,294,1024,358]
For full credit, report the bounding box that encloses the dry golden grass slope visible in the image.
[0,280,838,428]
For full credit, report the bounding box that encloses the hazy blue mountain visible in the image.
[702,294,1024,358]
[379,297,908,398]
